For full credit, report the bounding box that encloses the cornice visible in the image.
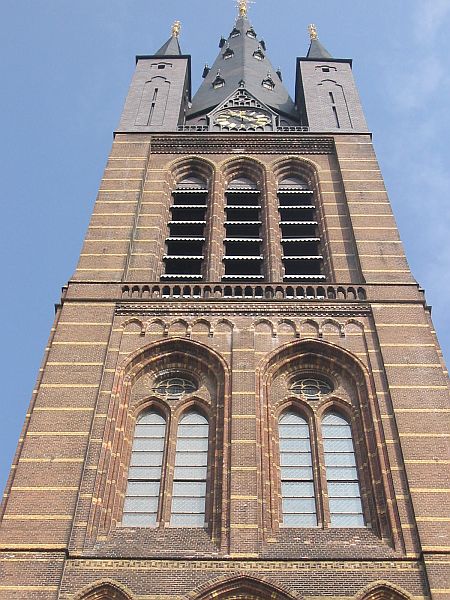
[150,134,334,154]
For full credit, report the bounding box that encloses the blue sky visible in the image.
[1,0,449,493]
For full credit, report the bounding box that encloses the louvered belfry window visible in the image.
[278,176,325,281]
[223,177,265,281]
[122,411,166,527]
[171,411,209,527]
[322,412,364,527]
[162,176,208,281]
[279,412,317,526]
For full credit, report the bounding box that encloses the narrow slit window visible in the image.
[279,411,317,527]
[122,411,166,527]
[171,411,209,527]
[322,412,364,527]
[328,91,340,128]
[148,88,159,125]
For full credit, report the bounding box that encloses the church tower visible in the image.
[1,4,449,599]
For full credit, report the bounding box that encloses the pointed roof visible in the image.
[188,13,296,118]
[307,38,332,59]
[306,24,332,60]
[155,21,182,56]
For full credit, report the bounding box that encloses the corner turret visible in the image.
[295,25,369,132]
[116,21,191,133]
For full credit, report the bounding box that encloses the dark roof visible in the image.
[306,38,332,60]
[188,15,296,118]
[155,34,182,57]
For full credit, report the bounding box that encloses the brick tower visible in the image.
[1,4,449,600]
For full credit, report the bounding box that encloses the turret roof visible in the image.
[306,38,333,60]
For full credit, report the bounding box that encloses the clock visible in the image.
[214,108,273,130]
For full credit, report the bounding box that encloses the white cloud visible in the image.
[414,0,450,42]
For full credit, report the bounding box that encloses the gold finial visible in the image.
[237,0,251,17]
[172,20,181,37]
[308,24,318,40]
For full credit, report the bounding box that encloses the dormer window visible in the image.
[262,74,275,90]
[230,27,240,38]
[246,28,257,38]
[223,48,234,60]
[253,47,265,61]
[212,71,225,89]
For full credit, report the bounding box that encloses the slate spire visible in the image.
[188,6,296,118]
[306,24,332,59]
[155,20,182,56]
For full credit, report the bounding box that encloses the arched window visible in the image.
[279,411,317,526]
[171,411,209,526]
[322,412,364,527]
[277,403,366,528]
[122,411,166,527]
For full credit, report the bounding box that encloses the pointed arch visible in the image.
[87,338,230,543]
[252,318,277,337]
[168,155,216,189]
[271,155,321,187]
[355,581,413,600]
[190,573,299,600]
[73,580,133,600]
[257,338,399,543]
[121,318,145,335]
[220,155,267,188]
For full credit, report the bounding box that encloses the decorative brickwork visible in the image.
[1,9,449,600]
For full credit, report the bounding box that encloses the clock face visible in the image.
[214,108,272,130]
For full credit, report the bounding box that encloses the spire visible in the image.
[188,7,296,118]
[155,21,182,56]
[306,24,332,59]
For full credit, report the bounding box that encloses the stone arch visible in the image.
[215,318,235,332]
[121,318,145,335]
[322,318,345,338]
[345,318,365,333]
[252,318,277,337]
[192,318,213,337]
[190,573,299,599]
[87,338,230,544]
[278,319,299,338]
[271,155,321,188]
[220,155,267,188]
[168,318,190,338]
[146,318,168,337]
[257,338,398,542]
[355,581,413,600]
[73,580,133,600]
[168,155,216,190]
[299,318,320,339]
